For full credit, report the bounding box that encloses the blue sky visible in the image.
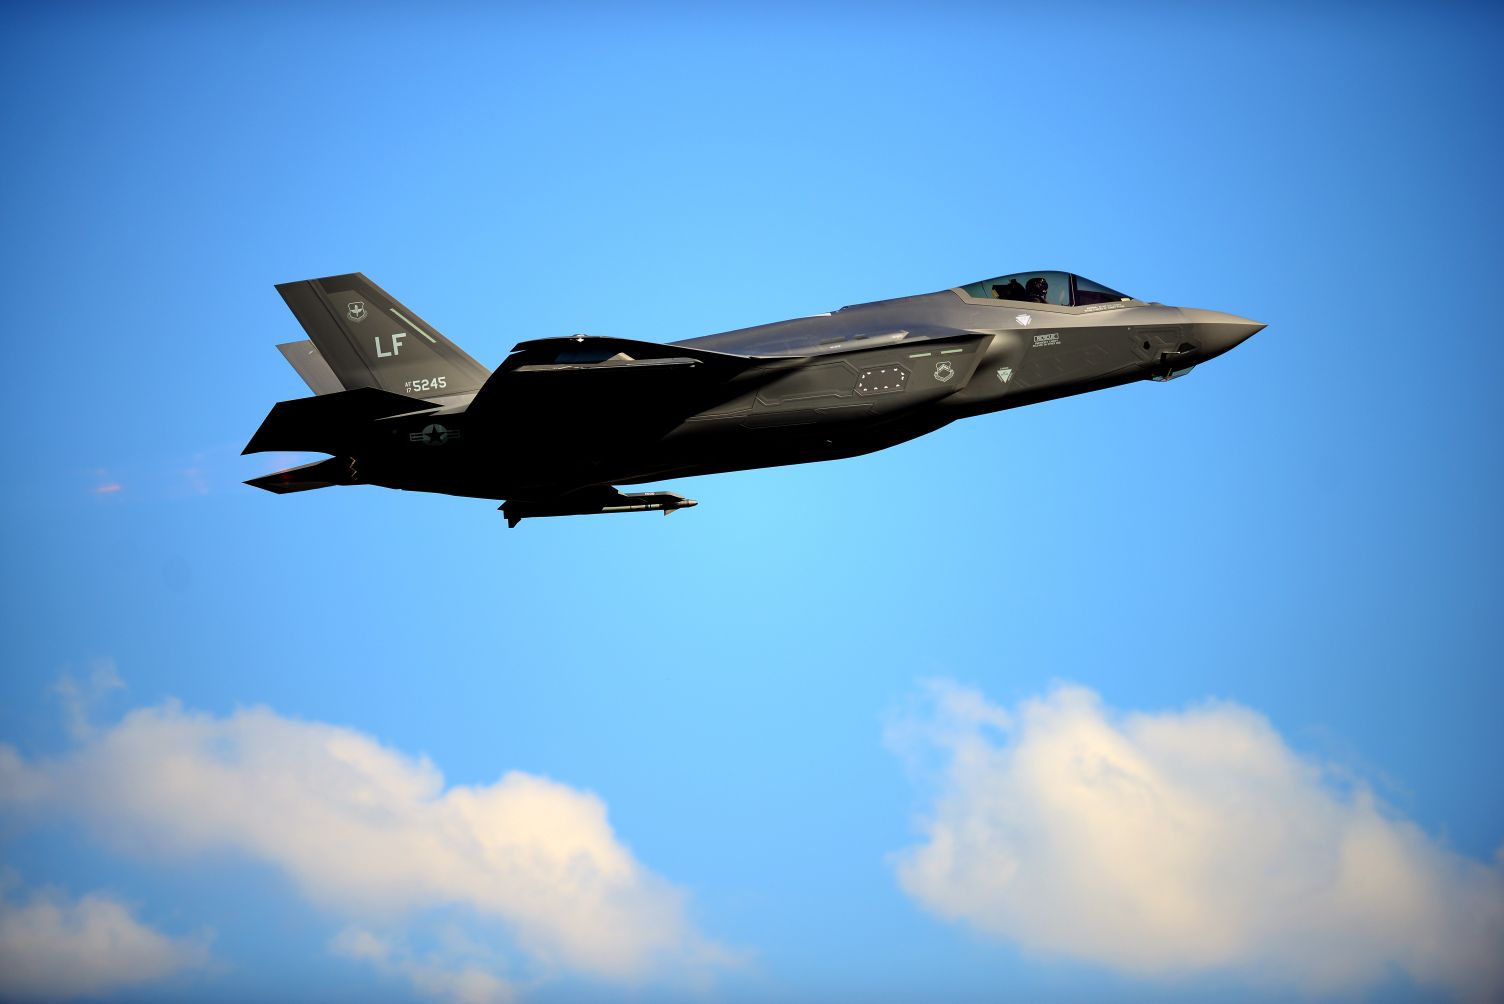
[2,3,1502,1002]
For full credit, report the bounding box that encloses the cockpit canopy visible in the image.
[959,271,1133,307]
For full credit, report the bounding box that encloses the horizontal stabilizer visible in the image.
[277,340,343,396]
[501,487,698,527]
[243,386,438,455]
[245,457,355,494]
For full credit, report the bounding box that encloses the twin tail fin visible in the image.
[274,273,491,399]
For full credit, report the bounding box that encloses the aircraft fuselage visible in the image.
[244,272,1263,524]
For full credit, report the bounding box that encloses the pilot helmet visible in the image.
[1025,276,1049,299]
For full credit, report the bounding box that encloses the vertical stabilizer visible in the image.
[276,340,343,395]
[275,273,491,399]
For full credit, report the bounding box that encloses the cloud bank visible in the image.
[0,880,209,1001]
[889,681,1504,1002]
[0,697,730,1000]
[333,927,515,1004]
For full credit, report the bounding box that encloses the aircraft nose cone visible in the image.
[1181,308,1265,359]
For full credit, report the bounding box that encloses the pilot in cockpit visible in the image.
[991,276,1051,303]
[991,279,1027,301]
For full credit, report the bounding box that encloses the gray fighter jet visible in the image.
[245,270,1262,526]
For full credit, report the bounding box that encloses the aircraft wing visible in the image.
[467,335,774,433]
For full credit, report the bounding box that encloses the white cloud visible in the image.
[0,879,209,1001]
[889,680,1504,1002]
[50,658,123,741]
[0,697,731,1000]
[332,927,515,1004]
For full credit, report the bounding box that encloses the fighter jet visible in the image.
[244,270,1262,526]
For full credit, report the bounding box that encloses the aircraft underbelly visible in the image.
[611,413,951,486]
